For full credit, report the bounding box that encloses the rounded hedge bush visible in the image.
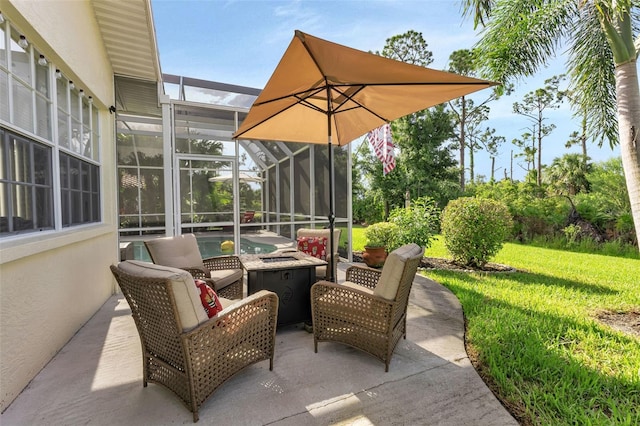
[389,196,440,250]
[364,221,400,251]
[441,197,513,267]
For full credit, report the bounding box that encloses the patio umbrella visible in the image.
[208,172,264,183]
[233,30,496,281]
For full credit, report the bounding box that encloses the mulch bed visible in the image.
[351,252,516,273]
[419,256,516,272]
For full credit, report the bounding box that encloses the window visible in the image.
[0,20,101,237]
[57,79,96,161]
[0,128,54,234]
[59,152,100,227]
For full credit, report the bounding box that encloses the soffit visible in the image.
[91,0,161,82]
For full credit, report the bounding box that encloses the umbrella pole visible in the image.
[328,138,335,282]
[327,107,335,282]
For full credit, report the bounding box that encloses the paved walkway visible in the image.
[2,264,517,425]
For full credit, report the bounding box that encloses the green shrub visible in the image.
[364,222,400,251]
[388,196,440,249]
[574,191,636,244]
[464,158,636,249]
[441,197,513,267]
[563,224,581,246]
[615,213,637,245]
[467,180,569,242]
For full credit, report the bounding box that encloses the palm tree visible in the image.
[462,0,640,250]
[544,153,592,196]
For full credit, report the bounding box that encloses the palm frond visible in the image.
[474,0,577,83]
[629,1,640,55]
[567,3,618,148]
[460,0,495,28]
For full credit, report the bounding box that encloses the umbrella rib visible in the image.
[330,85,390,122]
[253,81,492,108]
[251,80,491,110]
[293,84,389,122]
[330,84,364,110]
[337,81,493,87]
[235,78,493,139]
[253,85,326,107]
[234,86,327,138]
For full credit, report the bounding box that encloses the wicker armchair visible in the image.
[145,234,243,299]
[311,243,424,372]
[111,260,278,422]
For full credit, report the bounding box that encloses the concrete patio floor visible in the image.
[2,263,517,425]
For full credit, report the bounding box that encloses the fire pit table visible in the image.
[239,252,327,327]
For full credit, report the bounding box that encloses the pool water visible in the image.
[129,237,278,262]
[199,237,277,257]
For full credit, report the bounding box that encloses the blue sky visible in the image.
[151,0,620,181]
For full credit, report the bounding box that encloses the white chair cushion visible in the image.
[373,244,423,300]
[118,260,209,331]
[209,268,243,290]
[315,265,328,280]
[218,297,234,310]
[342,281,374,295]
[145,234,204,269]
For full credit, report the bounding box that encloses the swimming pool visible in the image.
[128,236,278,262]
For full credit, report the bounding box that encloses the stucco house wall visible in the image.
[0,1,119,412]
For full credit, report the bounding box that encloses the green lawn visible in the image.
[423,239,640,425]
[349,230,639,423]
[340,224,366,251]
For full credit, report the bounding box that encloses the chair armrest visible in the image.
[217,290,278,316]
[203,255,242,271]
[311,281,393,321]
[181,266,210,280]
[181,290,278,389]
[183,290,278,348]
[346,265,381,290]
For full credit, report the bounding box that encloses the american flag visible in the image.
[367,123,396,175]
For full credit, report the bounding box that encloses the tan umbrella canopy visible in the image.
[233,30,496,280]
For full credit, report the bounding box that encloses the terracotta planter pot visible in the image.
[363,246,387,268]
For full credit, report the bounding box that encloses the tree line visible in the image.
[353,16,639,250]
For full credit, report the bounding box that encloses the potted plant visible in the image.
[363,222,399,268]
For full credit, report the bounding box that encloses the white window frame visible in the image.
[0,19,102,239]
